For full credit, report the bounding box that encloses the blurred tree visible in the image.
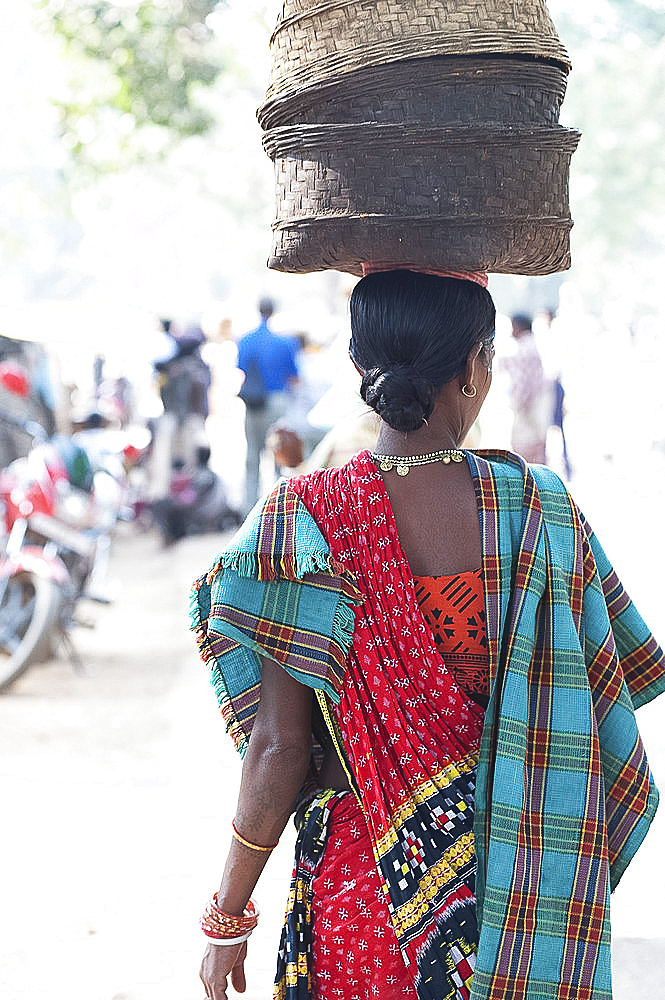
[540,1,665,316]
[610,0,665,40]
[33,0,228,173]
[13,0,665,319]
[552,0,665,50]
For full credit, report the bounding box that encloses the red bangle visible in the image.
[200,895,259,940]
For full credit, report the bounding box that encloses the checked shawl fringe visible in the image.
[190,479,361,757]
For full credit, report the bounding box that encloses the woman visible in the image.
[192,270,664,1000]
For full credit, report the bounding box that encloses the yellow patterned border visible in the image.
[390,831,476,938]
[374,750,479,857]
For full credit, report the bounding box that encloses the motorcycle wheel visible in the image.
[0,570,62,692]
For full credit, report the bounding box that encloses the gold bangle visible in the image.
[231,818,279,853]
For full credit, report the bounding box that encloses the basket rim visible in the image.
[262,122,582,157]
[271,214,575,230]
[265,23,572,107]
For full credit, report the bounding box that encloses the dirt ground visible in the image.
[0,523,296,1000]
[1,446,665,999]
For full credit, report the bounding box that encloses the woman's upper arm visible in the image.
[235,657,313,829]
[250,656,314,751]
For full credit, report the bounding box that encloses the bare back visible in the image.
[378,460,482,576]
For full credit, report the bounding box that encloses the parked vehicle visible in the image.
[0,402,139,692]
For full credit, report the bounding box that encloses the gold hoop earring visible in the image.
[461,384,477,398]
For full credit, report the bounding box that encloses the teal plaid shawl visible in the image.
[467,451,663,999]
[191,450,664,999]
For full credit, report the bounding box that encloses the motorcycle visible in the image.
[0,406,136,693]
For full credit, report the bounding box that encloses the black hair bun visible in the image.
[361,364,435,433]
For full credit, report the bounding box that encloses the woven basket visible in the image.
[260,1,579,276]
[264,0,571,108]
[259,55,568,130]
[263,123,581,276]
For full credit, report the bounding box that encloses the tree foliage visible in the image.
[34,0,228,172]
[549,0,665,313]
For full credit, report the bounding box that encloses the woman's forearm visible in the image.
[210,653,314,918]
[237,736,311,836]
[215,733,312,916]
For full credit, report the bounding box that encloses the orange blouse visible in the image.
[414,568,489,709]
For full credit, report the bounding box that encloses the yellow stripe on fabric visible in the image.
[374,751,479,858]
[389,831,477,938]
[316,690,362,801]
[282,960,310,988]
[284,865,316,925]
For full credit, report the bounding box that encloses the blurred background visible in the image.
[1,2,665,999]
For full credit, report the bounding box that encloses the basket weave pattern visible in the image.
[266,124,580,275]
[259,57,568,130]
[265,125,579,220]
[265,0,570,103]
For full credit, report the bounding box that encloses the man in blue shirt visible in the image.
[237,297,299,513]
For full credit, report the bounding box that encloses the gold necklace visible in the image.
[371,448,465,476]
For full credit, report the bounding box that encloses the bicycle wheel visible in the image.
[0,569,62,692]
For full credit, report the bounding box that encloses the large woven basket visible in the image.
[263,0,571,108]
[264,122,581,276]
[260,0,579,276]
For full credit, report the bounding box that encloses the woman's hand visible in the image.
[200,940,248,1000]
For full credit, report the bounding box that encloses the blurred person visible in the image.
[102,375,134,428]
[192,270,664,1000]
[534,308,572,479]
[275,330,334,460]
[148,324,212,501]
[269,384,380,475]
[264,324,380,475]
[0,338,61,464]
[501,313,552,464]
[151,445,241,546]
[202,315,242,419]
[93,354,105,405]
[0,357,34,469]
[236,296,299,514]
[267,412,380,477]
[26,341,59,436]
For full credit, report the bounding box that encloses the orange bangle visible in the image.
[231,818,279,853]
[200,894,259,940]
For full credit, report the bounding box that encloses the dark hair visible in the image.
[349,270,495,432]
[258,296,275,319]
[511,313,532,332]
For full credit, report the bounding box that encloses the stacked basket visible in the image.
[258,0,581,277]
